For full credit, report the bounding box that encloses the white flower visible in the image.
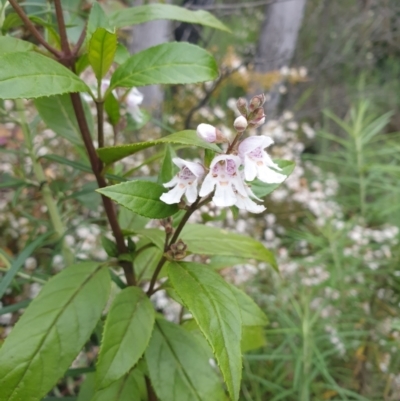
[125,87,144,123]
[234,183,266,213]
[238,136,286,183]
[160,158,205,204]
[199,155,247,207]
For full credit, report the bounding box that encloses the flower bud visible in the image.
[233,115,248,132]
[197,123,217,143]
[236,97,248,116]
[248,107,266,128]
[249,94,266,112]
[196,123,228,143]
[249,116,265,129]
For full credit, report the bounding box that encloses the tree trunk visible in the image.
[128,0,173,111]
[254,0,308,115]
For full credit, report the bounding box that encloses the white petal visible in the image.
[185,181,198,203]
[213,183,237,207]
[231,174,248,197]
[127,88,144,105]
[199,173,215,197]
[209,154,241,170]
[243,197,266,213]
[243,157,258,181]
[239,135,273,156]
[160,185,186,204]
[163,176,179,188]
[262,152,282,171]
[184,161,205,178]
[257,165,286,184]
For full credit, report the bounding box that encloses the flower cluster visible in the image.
[160,95,287,213]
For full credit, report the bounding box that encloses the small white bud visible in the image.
[197,123,217,143]
[233,116,248,132]
[196,123,228,143]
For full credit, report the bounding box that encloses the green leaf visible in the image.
[114,43,130,65]
[104,92,120,126]
[157,144,176,185]
[96,287,155,388]
[168,262,242,401]
[228,284,268,326]
[134,245,163,281]
[241,326,266,353]
[0,262,111,401]
[1,13,23,33]
[86,2,110,43]
[181,224,277,269]
[35,94,94,145]
[97,130,222,164]
[110,4,230,32]
[88,28,117,81]
[77,373,95,401]
[101,236,118,258]
[91,369,144,401]
[146,317,226,401]
[97,180,179,219]
[0,36,35,54]
[110,42,218,90]
[250,160,295,198]
[0,232,51,298]
[0,52,88,99]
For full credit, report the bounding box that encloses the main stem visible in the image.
[15,99,74,266]
[51,1,135,285]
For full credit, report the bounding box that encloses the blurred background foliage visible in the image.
[1,0,400,400]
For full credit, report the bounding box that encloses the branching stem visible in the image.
[8,0,61,57]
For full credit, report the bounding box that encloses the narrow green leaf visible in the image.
[168,262,242,401]
[1,13,23,33]
[104,92,120,126]
[91,369,144,401]
[110,42,218,90]
[250,159,295,198]
[88,28,117,81]
[96,287,155,388]
[0,52,88,99]
[0,232,51,298]
[86,2,110,43]
[228,284,268,326]
[0,262,111,401]
[35,94,94,145]
[146,318,226,401]
[110,4,230,32]
[157,144,176,185]
[0,299,31,316]
[0,36,35,54]
[96,180,179,219]
[100,236,118,258]
[181,224,278,269]
[97,130,222,164]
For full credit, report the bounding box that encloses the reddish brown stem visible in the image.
[72,21,87,56]
[8,0,61,57]
[147,198,201,295]
[53,0,71,59]
[70,93,135,286]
